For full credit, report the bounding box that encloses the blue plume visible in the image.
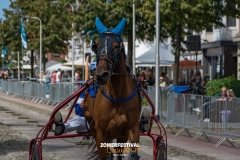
[112,18,126,36]
[95,17,107,35]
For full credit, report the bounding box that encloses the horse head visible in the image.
[92,17,126,85]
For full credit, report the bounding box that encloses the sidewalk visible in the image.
[0,93,239,160]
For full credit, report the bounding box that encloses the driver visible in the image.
[54,61,97,135]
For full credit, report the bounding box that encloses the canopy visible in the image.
[62,57,85,68]
[179,60,201,67]
[135,41,152,58]
[46,63,74,72]
[136,43,184,65]
[169,85,190,93]
[46,60,60,69]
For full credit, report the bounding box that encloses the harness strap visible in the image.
[100,87,138,103]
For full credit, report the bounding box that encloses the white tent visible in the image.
[62,57,85,68]
[135,41,152,58]
[46,63,74,72]
[136,43,184,65]
[46,60,60,69]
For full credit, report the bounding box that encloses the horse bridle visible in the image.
[94,32,125,75]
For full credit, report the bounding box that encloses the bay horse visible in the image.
[87,17,141,160]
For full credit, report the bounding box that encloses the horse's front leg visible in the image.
[115,136,128,160]
[95,129,114,160]
[128,124,140,160]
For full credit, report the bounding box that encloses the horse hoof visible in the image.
[106,154,114,160]
[128,152,140,160]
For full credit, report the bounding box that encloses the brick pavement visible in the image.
[0,93,239,160]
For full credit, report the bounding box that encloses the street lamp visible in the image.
[24,16,42,80]
[51,1,75,83]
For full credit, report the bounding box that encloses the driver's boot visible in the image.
[54,111,65,136]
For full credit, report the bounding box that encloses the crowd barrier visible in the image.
[147,86,173,119]
[1,80,240,147]
[166,92,240,147]
[0,79,84,110]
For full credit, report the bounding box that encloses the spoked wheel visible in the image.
[29,140,40,160]
[155,136,167,160]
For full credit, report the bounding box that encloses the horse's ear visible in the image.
[95,17,107,35]
[112,18,126,36]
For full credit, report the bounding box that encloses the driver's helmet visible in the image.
[89,60,97,76]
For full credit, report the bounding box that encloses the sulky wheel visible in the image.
[155,136,167,160]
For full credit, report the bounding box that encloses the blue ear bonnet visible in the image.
[94,17,127,71]
[95,17,126,36]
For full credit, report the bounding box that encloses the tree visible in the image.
[1,0,72,71]
[75,0,153,70]
[140,0,240,84]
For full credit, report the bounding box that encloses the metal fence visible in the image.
[1,80,240,147]
[166,92,240,147]
[0,79,84,109]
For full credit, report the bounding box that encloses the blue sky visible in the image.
[0,0,11,20]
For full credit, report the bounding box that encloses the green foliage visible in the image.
[206,75,240,97]
[142,98,148,106]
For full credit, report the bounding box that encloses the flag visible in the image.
[21,21,27,49]
[1,46,8,58]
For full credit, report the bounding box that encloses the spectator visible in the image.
[45,71,51,95]
[161,72,170,85]
[3,71,8,80]
[75,70,81,82]
[226,89,235,101]
[51,71,57,83]
[34,71,39,79]
[56,68,62,84]
[159,77,166,87]
[62,70,70,82]
[138,71,146,82]
[42,72,46,82]
[146,70,155,86]
[46,71,51,83]
[141,67,147,78]
[20,71,24,80]
[193,86,228,122]
[217,86,228,101]
[138,71,147,90]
